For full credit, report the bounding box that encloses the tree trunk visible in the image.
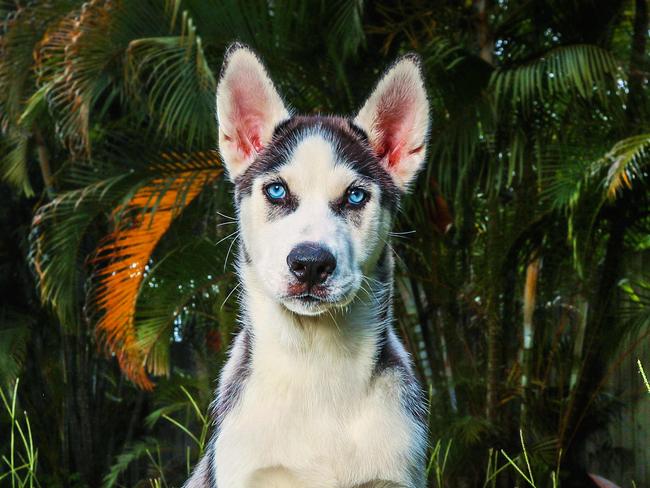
[626,0,648,129]
[435,308,458,413]
[485,195,502,424]
[473,0,502,426]
[520,256,540,423]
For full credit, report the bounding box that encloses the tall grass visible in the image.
[639,360,650,394]
[427,431,562,488]
[104,386,211,487]
[0,379,39,488]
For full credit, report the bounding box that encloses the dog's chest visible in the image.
[215,340,415,486]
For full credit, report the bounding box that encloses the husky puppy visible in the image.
[184,43,430,488]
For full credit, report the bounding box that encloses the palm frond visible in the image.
[35,0,169,156]
[29,148,222,332]
[134,238,230,379]
[0,2,72,129]
[125,16,216,146]
[91,163,221,389]
[35,1,118,155]
[618,278,650,342]
[596,133,650,199]
[102,438,160,488]
[0,312,32,386]
[0,132,33,197]
[491,44,621,109]
[326,0,365,62]
[30,174,139,329]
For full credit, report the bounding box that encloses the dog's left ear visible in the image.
[354,55,430,192]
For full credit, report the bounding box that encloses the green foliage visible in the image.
[0,0,648,486]
[0,380,39,488]
[102,438,159,488]
[598,133,650,198]
[639,360,650,394]
[0,314,32,387]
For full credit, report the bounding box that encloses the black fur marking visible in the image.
[234,116,401,211]
[374,245,392,285]
[373,327,428,425]
[371,244,427,426]
[374,327,404,373]
[240,241,252,264]
[206,440,217,487]
[213,326,253,432]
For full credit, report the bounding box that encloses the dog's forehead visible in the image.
[278,133,359,197]
[234,115,400,209]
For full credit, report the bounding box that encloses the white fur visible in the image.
[213,267,424,488]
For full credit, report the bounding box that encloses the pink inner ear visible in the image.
[373,83,417,168]
[225,74,270,158]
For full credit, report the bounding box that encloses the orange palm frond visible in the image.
[92,165,221,389]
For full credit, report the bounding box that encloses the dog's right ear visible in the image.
[216,44,290,181]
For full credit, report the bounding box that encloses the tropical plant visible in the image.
[0,0,648,486]
[0,380,39,488]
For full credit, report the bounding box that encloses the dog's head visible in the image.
[216,44,429,316]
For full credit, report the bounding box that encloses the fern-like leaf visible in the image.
[91,164,221,389]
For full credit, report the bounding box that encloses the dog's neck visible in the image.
[236,252,394,368]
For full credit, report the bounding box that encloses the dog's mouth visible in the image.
[282,295,337,316]
[294,293,322,303]
[281,281,358,316]
[283,290,331,312]
[284,283,330,302]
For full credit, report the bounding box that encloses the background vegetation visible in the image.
[1,0,649,486]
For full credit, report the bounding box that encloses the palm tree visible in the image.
[0,0,648,486]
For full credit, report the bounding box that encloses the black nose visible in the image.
[287,242,336,288]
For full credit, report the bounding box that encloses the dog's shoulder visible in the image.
[213,326,253,431]
[372,326,427,426]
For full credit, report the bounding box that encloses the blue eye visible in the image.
[265,183,287,201]
[347,188,367,206]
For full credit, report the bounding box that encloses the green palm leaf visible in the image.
[0,133,33,197]
[597,133,650,198]
[134,238,231,379]
[126,27,216,146]
[491,44,621,110]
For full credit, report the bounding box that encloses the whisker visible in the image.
[223,232,240,271]
[326,309,351,355]
[362,275,385,286]
[357,281,377,306]
[215,229,239,247]
[220,282,241,310]
[379,237,407,268]
[388,231,415,240]
[216,211,236,221]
